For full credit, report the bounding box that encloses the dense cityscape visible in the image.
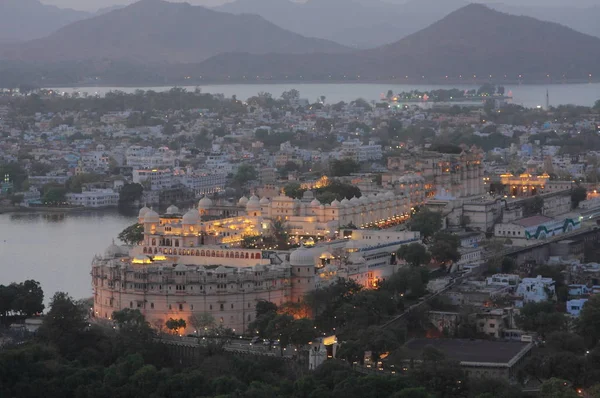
[1,84,600,397]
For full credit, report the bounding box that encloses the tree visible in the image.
[188,312,215,335]
[391,388,431,398]
[497,86,506,96]
[397,243,431,267]
[165,318,187,335]
[571,186,587,209]
[578,294,600,347]
[429,232,461,267]
[118,223,144,245]
[281,89,300,103]
[12,280,44,317]
[284,182,305,199]
[112,308,155,348]
[119,183,144,206]
[477,83,496,96]
[37,292,87,354]
[517,301,566,336]
[522,196,544,216]
[594,99,600,110]
[539,378,579,398]
[330,159,360,177]
[409,208,443,242]
[42,187,66,204]
[233,164,258,185]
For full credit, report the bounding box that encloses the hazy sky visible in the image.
[40,0,598,12]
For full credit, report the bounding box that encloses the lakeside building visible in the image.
[91,205,419,334]
[493,213,581,245]
[65,189,119,208]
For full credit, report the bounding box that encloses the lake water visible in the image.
[0,211,135,306]
[50,82,600,108]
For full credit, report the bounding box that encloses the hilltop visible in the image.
[0,0,348,65]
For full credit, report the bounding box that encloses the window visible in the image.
[209,305,213,310]
[231,303,234,309]
[220,304,224,311]
[168,304,172,310]
[129,301,133,308]
[489,323,495,328]
[150,303,154,309]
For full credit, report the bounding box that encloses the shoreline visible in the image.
[43,79,600,90]
[0,206,118,215]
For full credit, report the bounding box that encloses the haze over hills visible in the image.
[0,0,348,64]
[192,4,600,82]
[215,0,600,48]
[0,0,90,42]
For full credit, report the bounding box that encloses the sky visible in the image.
[40,0,598,12]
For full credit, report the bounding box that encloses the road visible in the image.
[157,335,296,358]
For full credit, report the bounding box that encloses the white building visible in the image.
[566,299,588,317]
[126,146,175,169]
[339,139,382,163]
[133,169,174,191]
[515,275,556,307]
[66,189,119,208]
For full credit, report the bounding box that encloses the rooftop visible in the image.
[404,338,532,365]
[512,215,553,228]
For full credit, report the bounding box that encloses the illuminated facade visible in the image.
[91,205,420,334]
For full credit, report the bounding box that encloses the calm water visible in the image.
[51,82,600,108]
[0,211,135,306]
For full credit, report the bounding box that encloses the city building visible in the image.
[66,189,119,208]
[91,205,419,334]
[566,299,588,317]
[494,213,581,244]
[515,275,556,307]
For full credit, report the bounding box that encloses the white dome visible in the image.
[144,209,159,223]
[385,191,395,198]
[246,195,261,210]
[238,196,249,206]
[259,197,270,205]
[166,204,180,215]
[311,198,321,207]
[183,208,199,224]
[198,196,213,209]
[138,205,150,218]
[340,198,350,206]
[105,241,122,258]
[289,245,316,266]
[348,252,366,264]
[331,199,340,208]
[350,196,360,204]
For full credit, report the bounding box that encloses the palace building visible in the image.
[91,203,420,334]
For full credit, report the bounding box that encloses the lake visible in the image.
[50,82,600,108]
[0,211,135,306]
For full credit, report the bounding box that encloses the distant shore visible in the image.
[43,78,600,90]
[0,205,114,214]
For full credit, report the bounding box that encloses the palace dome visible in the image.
[331,199,340,208]
[138,205,150,218]
[198,196,213,209]
[310,198,321,207]
[144,209,159,223]
[289,245,316,266]
[259,197,270,205]
[183,208,199,224]
[166,204,180,215]
[246,195,261,211]
[238,196,249,206]
[340,198,350,206]
[104,241,121,258]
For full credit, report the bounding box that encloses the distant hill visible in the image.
[1,0,348,64]
[192,4,600,82]
[215,0,600,48]
[0,0,90,42]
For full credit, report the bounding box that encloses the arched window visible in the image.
[245,253,249,259]
[250,253,255,259]
[201,250,205,256]
[175,240,179,247]
[154,248,158,254]
[211,250,216,257]
[151,238,156,246]
[196,250,200,256]
[220,251,224,257]
[226,252,230,258]
[235,252,240,258]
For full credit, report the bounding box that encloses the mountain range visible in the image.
[0,1,599,86]
[0,0,347,64]
[191,4,600,82]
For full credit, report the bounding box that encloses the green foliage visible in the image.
[66,173,105,193]
[330,158,360,177]
[119,183,144,206]
[522,196,544,216]
[516,301,566,336]
[118,223,144,245]
[0,162,27,191]
[571,186,587,209]
[42,186,66,204]
[0,280,44,317]
[397,243,431,267]
[408,208,442,242]
[539,378,579,398]
[37,292,88,355]
[429,232,461,266]
[233,164,258,185]
[165,318,187,334]
[284,182,304,199]
[578,294,600,348]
